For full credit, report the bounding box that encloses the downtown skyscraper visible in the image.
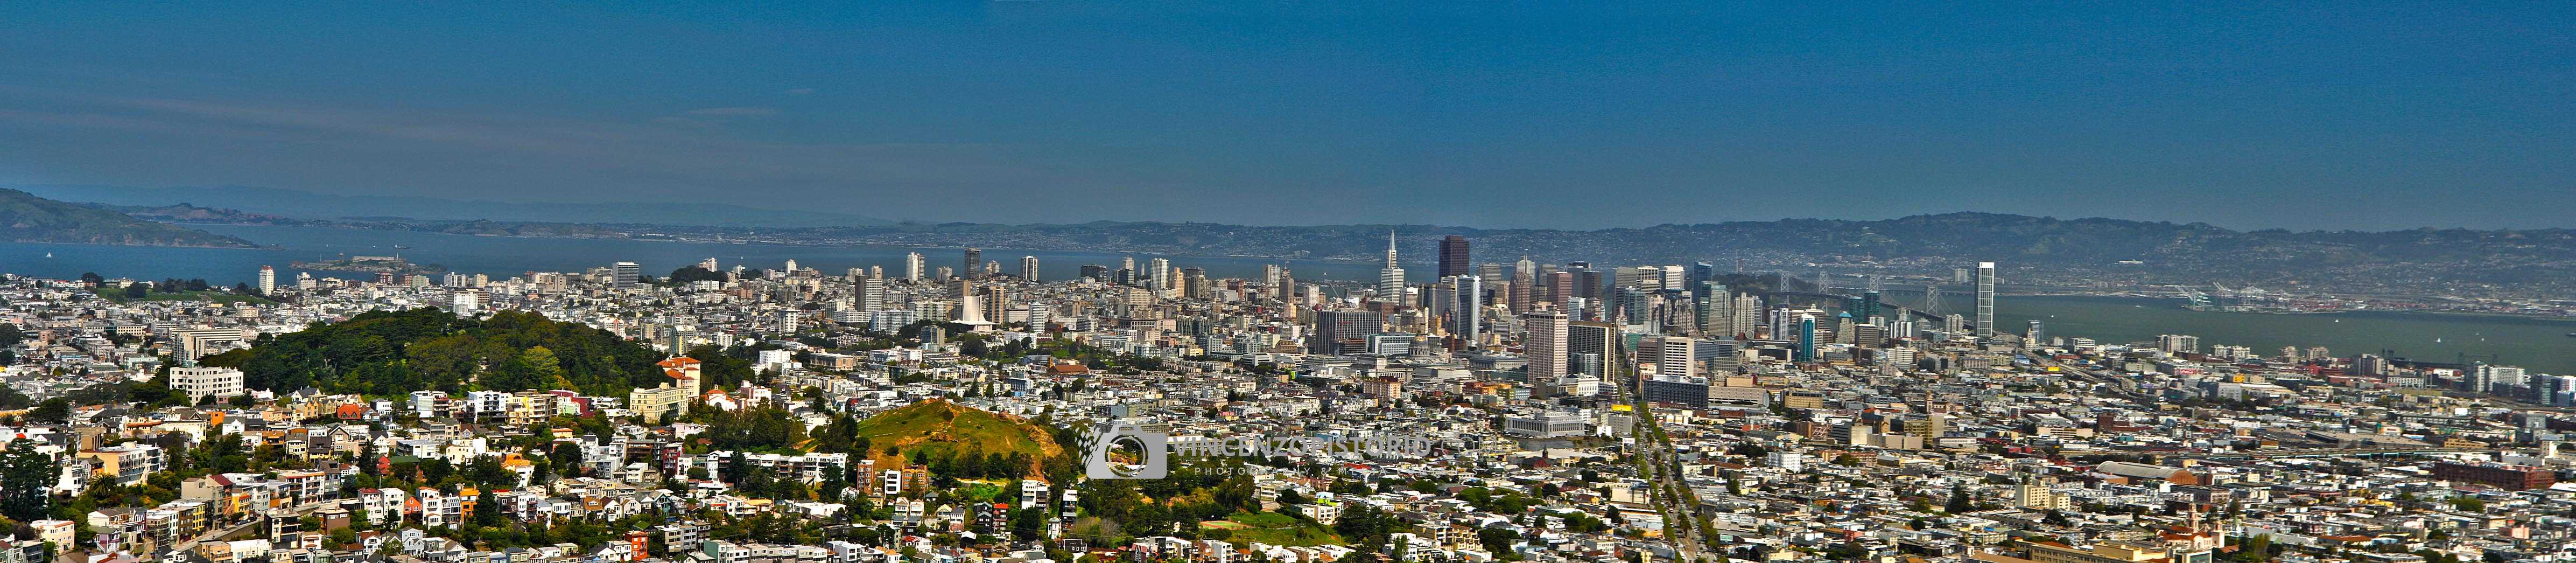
[1450,275,1482,348]
[1437,235,1470,279]
[1378,231,1406,302]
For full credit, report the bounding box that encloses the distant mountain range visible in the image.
[13,183,2575,294]
[0,189,257,248]
[14,185,894,228]
[773,215,2576,294]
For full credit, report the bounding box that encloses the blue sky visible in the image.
[1,2,2567,229]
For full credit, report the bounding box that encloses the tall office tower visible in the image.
[1566,321,1616,378]
[947,277,974,300]
[904,253,926,281]
[1943,314,1966,334]
[1262,264,1284,287]
[1859,290,1882,323]
[962,248,982,279]
[1975,261,1997,338]
[1546,272,1575,307]
[612,261,640,289]
[859,277,886,311]
[1793,313,1818,362]
[1523,307,1568,387]
[982,286,1009,324]
[1310,310,1386,355]
[1079,265,1107,281]
[1507,257,1536,313]
[700,257,721,271]
[1377,231,1406,300]
[2025,319,2046,343]
[1020,256,1041,282]
[1612,266,1641,290]
[1615,288,1655,327]
[1576,269,1606,315]
[1508,276,1533,314]
[1120,256,1136,274]
[784,259,799,273]
[1660,266,1685,291]
[1183,267,1209,299]
[1426,277,1455,326]
[1641,336,1696,379]
[1732,293,1760,338]
[1689,261,1717,290]
[1695,283,1728,337]
[1148,258,1172,290]
[1437,235,1471,279]
[1478,263,1505,284]
[1451,275,1483,348]
[936,266,955,280]
[256,266,276,295]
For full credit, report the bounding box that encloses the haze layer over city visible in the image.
[0,5,2571,563]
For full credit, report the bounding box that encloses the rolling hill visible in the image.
[18,184,892,228]
[853,399,1062,477]
[0,189,258,247]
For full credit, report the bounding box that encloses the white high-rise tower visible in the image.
[1975,261,1997,338]
[256,266,276,295]
[904,253,926,281]
[1378,230,1406,300]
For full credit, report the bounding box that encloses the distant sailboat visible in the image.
[43,252,52,258]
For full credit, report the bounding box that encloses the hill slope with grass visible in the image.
[852,399,1062,478]
[0,189,257,247]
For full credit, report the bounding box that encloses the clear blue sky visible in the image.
[2,2,2567,230]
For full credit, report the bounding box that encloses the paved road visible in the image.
[1610,352,1703,563]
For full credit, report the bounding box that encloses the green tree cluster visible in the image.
[198,308,671,397]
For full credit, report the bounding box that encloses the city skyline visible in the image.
[5,6,2575,563]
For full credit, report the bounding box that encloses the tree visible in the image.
[1477,527,1521,559]
[475,489,501,527]
[1,440,53,520]
[1945,484,1973,513]
[25,399,69,424]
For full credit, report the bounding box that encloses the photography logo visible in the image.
[1079,421,1168,479]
